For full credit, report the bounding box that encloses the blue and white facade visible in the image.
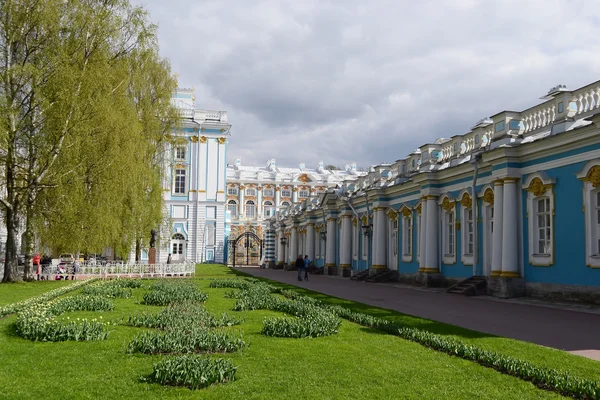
[155,89,231,264]
[270,80,600,302]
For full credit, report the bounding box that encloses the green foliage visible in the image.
[15,297,112,342]
[124,303,241,330]
[143,281,208,306]
[262,311,341,338]
[126,327,246,355]
[82,279,142,298]
[395,327,600,399]
[0,279,97,318]
[148,355,237,390]
[50,295,114,313]
[208,279,253,290]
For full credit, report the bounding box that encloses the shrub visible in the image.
[143,281,208,306]
[124,303,241,330]
[127,327,246,355]
[148,355,237,389]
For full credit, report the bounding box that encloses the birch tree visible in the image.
[0,0,174,281]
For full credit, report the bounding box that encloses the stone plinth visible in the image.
[148,248,157,265]
[487,276,526,298]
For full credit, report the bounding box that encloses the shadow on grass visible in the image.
[231,268,498,342]
[3,322,20,339]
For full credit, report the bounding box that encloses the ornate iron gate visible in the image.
[229,232,263,267]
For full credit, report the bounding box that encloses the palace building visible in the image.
[150,89,231,264]
[268,80,600,303]
[225,159,365,266]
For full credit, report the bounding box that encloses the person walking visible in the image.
[303,255,311,281]
[167,253,172,264]
[33,253,41,281]
[295,255,304,281]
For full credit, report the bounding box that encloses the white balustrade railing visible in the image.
[37,262,195,279]
[571,83,600,115]
[522,102,556,134]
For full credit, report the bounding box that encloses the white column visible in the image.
[501,178,520,277]
[277,228,285,266]
[340,215,353,269]
[275,186,281,208]
[307,223,315,261]
[239,186,245,218]
[418,197,427,270]
[216,139,226,202]
[198,139,207,201]
[257,187,263,218]
[491,180,504,276]
[292,187,298,203]
[424,196,439,272]
[372,207,387,269]
[290,227,299,260]
[325,217,337,269]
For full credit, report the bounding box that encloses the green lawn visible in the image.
[0,264,596,399]
[0,279,72,306]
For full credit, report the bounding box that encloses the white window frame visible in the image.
[245,188,256,197]
[390,218,398,266]
[173,168,187,195]
[245,200,256,219]
[298,190,309,198]
[227,200,238,218]
[577,162,600,267]
[263,188,274,197]
[461,196,474,265]
[263,201,275,217]
[524,174,555,267]
[174,146,186,161]
[227,187,238,196]
[442,205,456,264]
[281,189,292,198]
[402,210,413,262]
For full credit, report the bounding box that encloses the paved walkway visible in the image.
[240,267,600,361]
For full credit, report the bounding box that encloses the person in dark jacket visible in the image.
[295,255,304,281]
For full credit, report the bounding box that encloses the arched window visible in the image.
[281,201,291,208]
[246,200,255,218]
[228,200,238,218]
[171,233,185,255]
[264,201,274,217]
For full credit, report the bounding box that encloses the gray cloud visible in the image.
[136,0,600,169]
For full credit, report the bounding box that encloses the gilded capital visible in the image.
[199,136,207,143]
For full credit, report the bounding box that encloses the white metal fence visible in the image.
[1,262,196,279]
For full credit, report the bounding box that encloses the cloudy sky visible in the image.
[136,0,600,170]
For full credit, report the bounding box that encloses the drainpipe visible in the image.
[470,154,481,276]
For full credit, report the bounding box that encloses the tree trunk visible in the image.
[135,237,141,262]
[22,204,35,281]
[3,207,21,282]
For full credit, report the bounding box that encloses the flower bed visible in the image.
[82,279,142,298]
[147,354,237,390]
[276,286,600,399]
[15,296,113,342]
[126,327,246,355]
[124,302,241,330]
[143,281,208,306]
[0,279,98,318]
